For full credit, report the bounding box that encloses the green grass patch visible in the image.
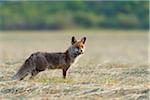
[33,76,74,84]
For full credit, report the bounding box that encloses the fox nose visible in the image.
[80,49,84,54]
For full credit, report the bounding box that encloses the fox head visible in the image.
[68,36,86,57]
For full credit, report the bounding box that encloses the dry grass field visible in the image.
[0,30,149,100]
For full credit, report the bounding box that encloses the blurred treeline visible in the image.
[0,1,149,30]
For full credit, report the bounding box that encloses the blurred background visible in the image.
[0,1,149,64]
[0,1,149,30]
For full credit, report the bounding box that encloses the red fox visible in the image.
[12,36,86,80]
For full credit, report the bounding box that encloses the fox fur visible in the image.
[12,36,86,80]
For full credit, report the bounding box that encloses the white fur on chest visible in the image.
[71,55,82,67]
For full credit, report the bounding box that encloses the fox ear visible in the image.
[71,36,77,45]
[81,37,86,44]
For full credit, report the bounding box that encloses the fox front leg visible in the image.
[62,66,70,79]
[63,69,66,79]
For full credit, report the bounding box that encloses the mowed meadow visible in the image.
[0,30,149,99]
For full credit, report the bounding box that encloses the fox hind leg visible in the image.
[30,69,39,79]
